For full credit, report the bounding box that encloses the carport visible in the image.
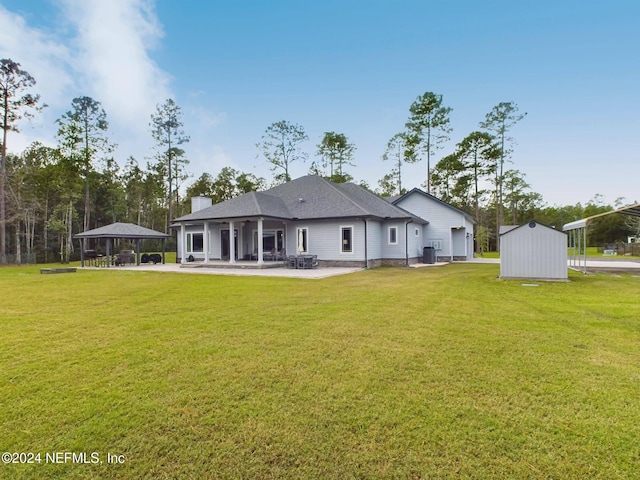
[562,203,640,273]
[74,222,171,267]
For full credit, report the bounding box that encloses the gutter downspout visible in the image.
[363,218,368,269]
[405,220,412,267]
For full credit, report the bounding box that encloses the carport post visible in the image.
[136,239,141,266]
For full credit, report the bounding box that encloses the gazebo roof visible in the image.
[74,222,171,239]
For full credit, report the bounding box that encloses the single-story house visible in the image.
[171,175,475,267]
[500,220,568,280]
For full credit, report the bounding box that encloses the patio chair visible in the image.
[302,255,318,269]
[287,255,297,269]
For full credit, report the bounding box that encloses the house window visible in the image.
[185,233,204,253]
[341,226,353,253]
[296,228,308,253]
[389,226,398,245]
[253,229,284,253]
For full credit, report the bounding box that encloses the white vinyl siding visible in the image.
[500,222,568,280]
[286,220,366,261]
[388,226,398,244]
[340,226,354,253]
[380,222,406,259]
[396,193,474,260]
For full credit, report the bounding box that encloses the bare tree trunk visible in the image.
[1,103,7,264]
[44,196,49,263]
[66,199,73,263]
[15,220,21,264]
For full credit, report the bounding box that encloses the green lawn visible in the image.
[1,264,639,478]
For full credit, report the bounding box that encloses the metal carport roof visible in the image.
[562,203,640,273]
[562,203,640,231]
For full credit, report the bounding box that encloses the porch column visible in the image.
[229,220,236,264]
[203,221,209,263]
[180,223,186,264]
[257,218,264,265]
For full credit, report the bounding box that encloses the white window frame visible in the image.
[388,226,398,245]
[296,227,309,254]
[252,229,284,253]
[185,232,204,253]
[340,225,354,254]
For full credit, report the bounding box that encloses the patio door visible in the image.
[220,229,238,260]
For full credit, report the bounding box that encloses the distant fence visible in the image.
[5,253,37,264]
[599,243,640,256]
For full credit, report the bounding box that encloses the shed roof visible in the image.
[501,220,566,237]
[74,222,170,239]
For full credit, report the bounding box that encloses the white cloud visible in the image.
[0,5,73,150]
[0,5,73,106]
[0,1,174,161]
[59,0,172,134]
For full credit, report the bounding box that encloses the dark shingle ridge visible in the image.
[173,175,423,223]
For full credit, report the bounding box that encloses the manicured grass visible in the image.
[1,264,639,478]
[476,251,500,258]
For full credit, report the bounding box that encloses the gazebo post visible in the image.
[80,238,85,267]
[106,239,111,268]
[136,239,141,266]
[162,239,166,264]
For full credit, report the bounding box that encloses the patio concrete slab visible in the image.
[98,263,363,279]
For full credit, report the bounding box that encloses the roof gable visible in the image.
[500,220,566,237]
[392,188,476,224]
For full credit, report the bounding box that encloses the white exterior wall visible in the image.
[500,223,568,280]
[366,220,382,261]
[396,193,474,260]
[406,223,424,259]
[286,219,366,261]
[380,221,408,260]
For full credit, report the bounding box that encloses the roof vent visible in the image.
[298,198,305,203]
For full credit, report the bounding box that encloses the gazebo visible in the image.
[74,222,171,267]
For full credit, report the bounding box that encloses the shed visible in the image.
[500,221,567,280]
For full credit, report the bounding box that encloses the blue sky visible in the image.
[1,0,638,206]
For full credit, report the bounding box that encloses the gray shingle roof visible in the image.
[74,222,170,239]
[173,175,427,223]
[176,191,291,222]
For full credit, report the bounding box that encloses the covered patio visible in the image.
[74,222,171,268]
